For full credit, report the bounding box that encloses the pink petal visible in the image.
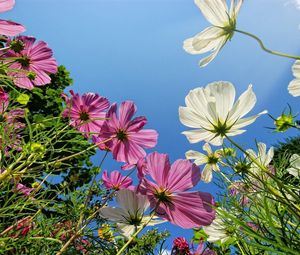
[146,152,171,187]
[0,0,14,13]
[127,116,147,132]
[129,129,158,148]
[167,160,200,192]
[14,75,34,90]
[118,101,136,128]
[0,19,25,36]
[158,192,215,228]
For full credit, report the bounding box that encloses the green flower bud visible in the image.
[17,93,30,105]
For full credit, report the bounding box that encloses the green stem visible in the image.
[225,135,300,219]
[234,29,300,60]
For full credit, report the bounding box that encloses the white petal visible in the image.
[229,0,243,18]
[206,81,236,121]
[117,189,149,216]
[182,129,214,144]
[203,142,213,154]
[199,37,227,67]
[185,150,208,165]
[183,26,224,55]
[288,79,300,97]
[290,154,300,169]
[142,216,166,226]
[99,207,127,223]
[179,106,212,129]
[230,110,267,130]
[116,223,136,238]
[205,134,224,146]
[227,84,257,123]
[194,0,229,26]
[292,60,300,78]
[201,164,213,183]
[265,147,274,166]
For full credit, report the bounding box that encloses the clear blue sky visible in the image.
[6,0,300,251]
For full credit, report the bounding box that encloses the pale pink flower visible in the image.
[0,0,25,36]
[15,183,35,197]
[140,152,215,228]
[97,101,158,165]
[5,36,57,90]
[62,90,110,137]
[102,170,134,190]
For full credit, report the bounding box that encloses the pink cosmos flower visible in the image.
[0,0,25,36]
[62,90,110,137]
[140,152,215,228]
[5,36,57,90]
[96,101,158,165]
[172,237,190,255]
[102,170,134,190]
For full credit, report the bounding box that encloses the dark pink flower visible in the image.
[172,237,190,255]
[96,101,158,165]
[140,152,215,228]
[5,36,57,90]
[102,170,134,190]
[63,90,110,137]
[0,0,25,36]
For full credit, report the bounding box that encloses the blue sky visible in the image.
[6,0,300,252]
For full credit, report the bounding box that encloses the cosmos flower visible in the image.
[288,60,300,97]
[5,36,57,90]
[15,183,35,197]
[203,216,229,243]
[172,237,190,255]
[0,0,25,36]
[179,81,267,146]
[183,0,243,67]
[99,189,164,237]
[287,154,300,178]
[246,142,274,175]
[62,90,110,137]
[140,152,215,228]
[97,101,158,165]
[186,143,222,183]
[102,170,134,190]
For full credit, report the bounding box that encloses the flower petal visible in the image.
[194,0,229,26]
[288,79,300,97]
[167,159,200,192]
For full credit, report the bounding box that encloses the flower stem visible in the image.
[225,136,300,219]
[234,29,300,60]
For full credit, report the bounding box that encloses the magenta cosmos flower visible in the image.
[62,90,110,137]
[5,36,57,90]
[96,101,158,165]
[0,0,25,36]
[140,152,215,228]
[102,170,134,190]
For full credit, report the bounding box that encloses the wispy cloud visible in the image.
[285,0,300,9]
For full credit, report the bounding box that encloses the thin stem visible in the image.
[234,29,300,60]
[225,135,300,219]
[56,166,136,255]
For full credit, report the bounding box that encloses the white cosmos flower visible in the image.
[203,216,229,243]
[287,154,300,178]
[183,0,243,67]
[179,81,267,146]
[288,60,300,97]
[99,189,164,237]
[246,142,274,175]
[186,143,222,183]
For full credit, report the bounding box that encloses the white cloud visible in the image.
[285,0,300,9]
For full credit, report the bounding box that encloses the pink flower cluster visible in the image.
[172,237,216,255]
[62,88,216,229]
